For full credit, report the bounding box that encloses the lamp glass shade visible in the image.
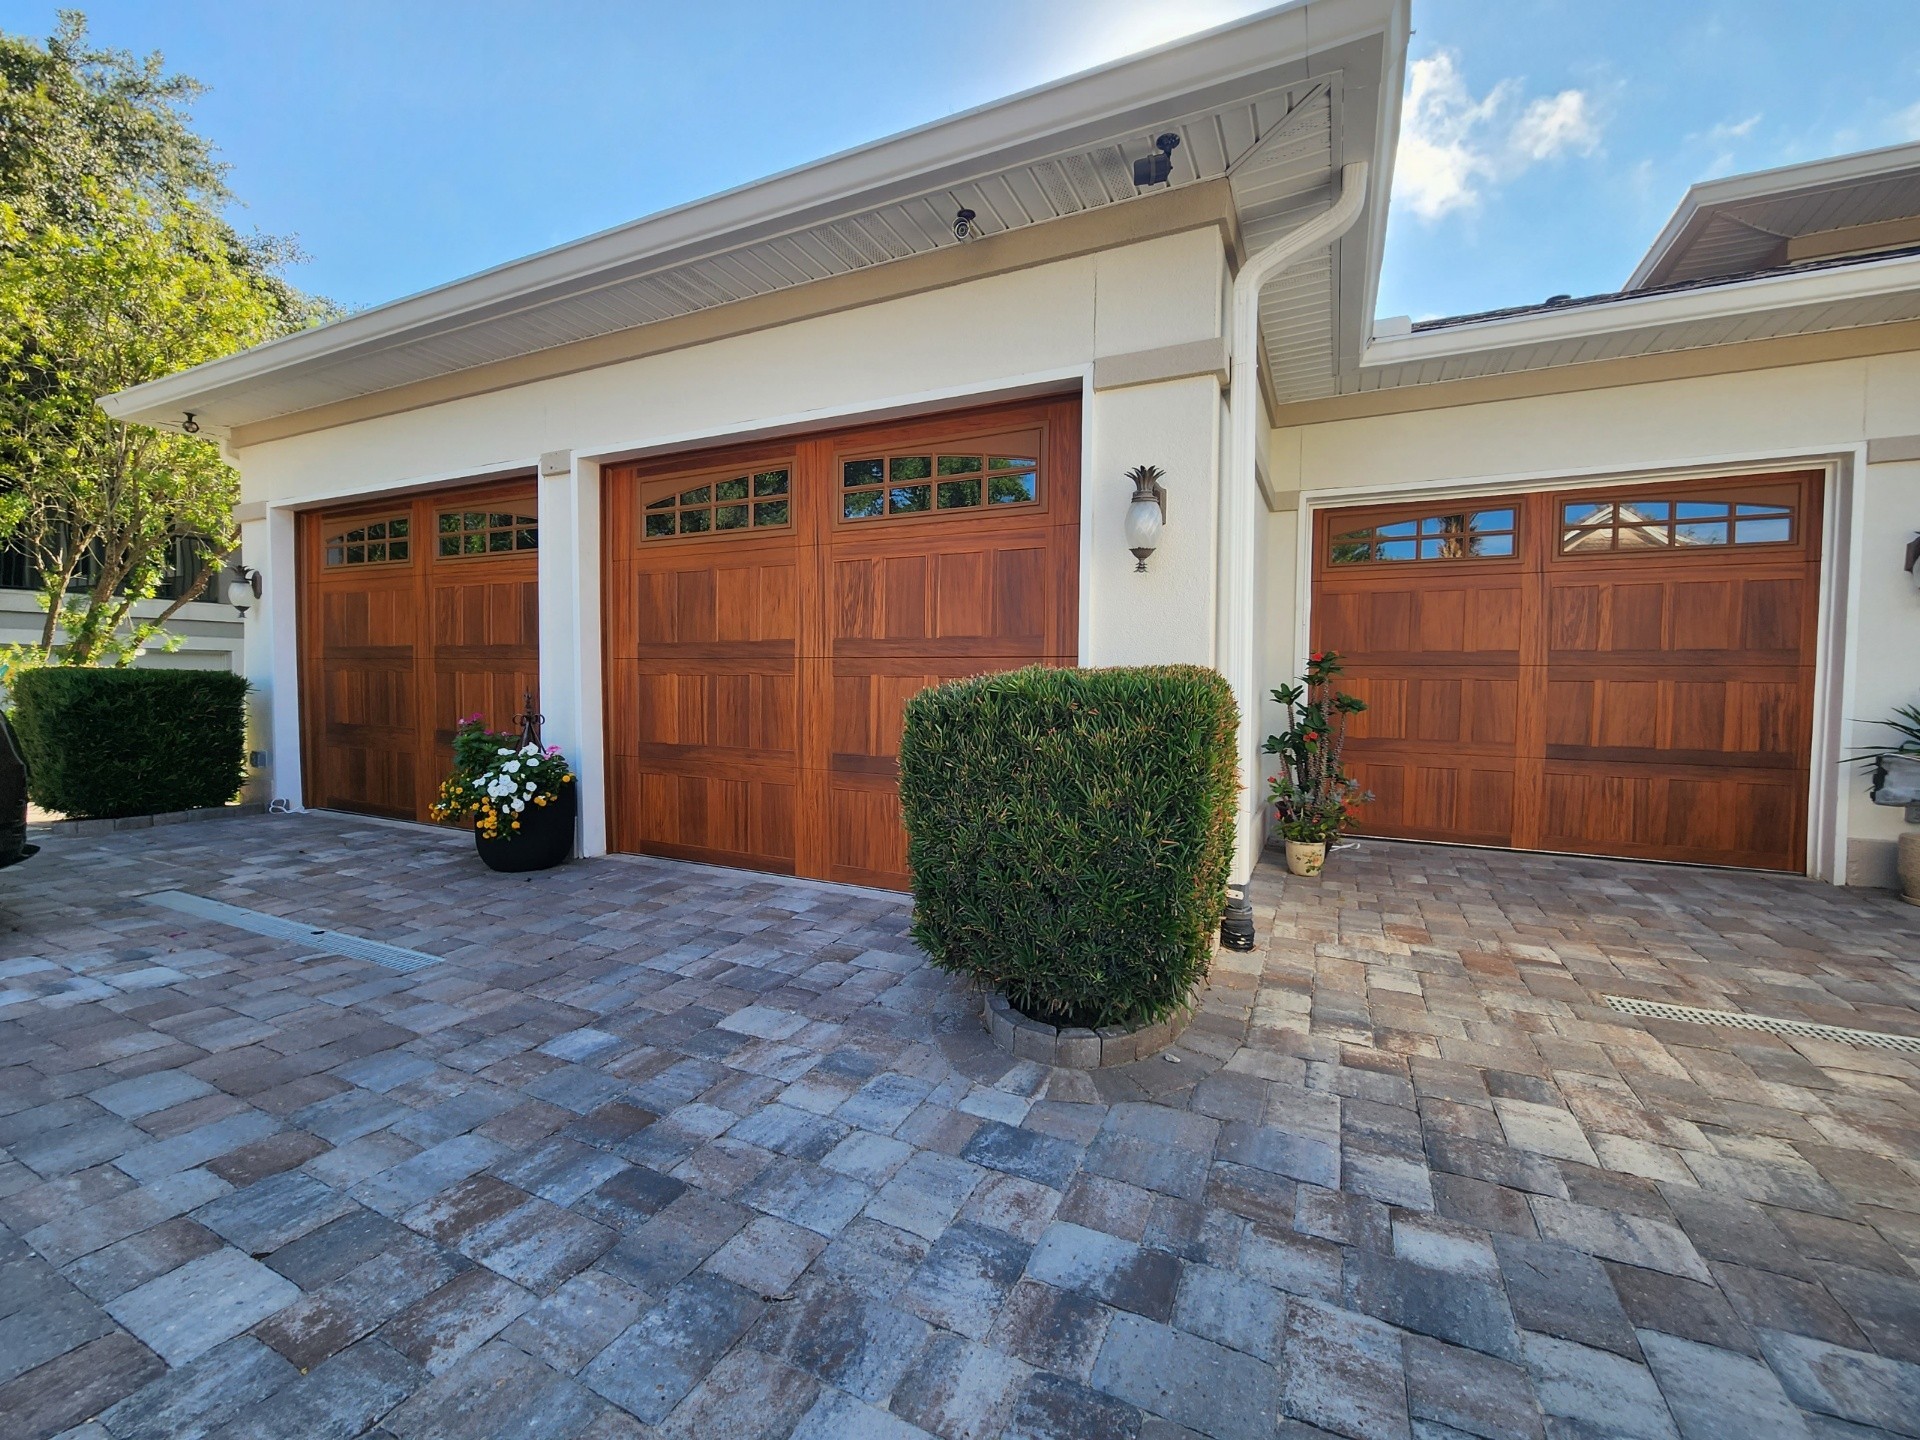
[1125,496,1163,555]
[226,573,255,614]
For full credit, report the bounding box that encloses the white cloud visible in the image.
[1394,50,1601,222]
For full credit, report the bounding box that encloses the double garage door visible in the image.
[299,480,541,821]
[1313,470,1823,872]
[602,396,1081,889]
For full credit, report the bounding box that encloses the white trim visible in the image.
[1290,446,1861,883]
[1077,372,1097,663]
[1361,250,1920,369]
[1628,139,1920,290]
[101,0,1398,427]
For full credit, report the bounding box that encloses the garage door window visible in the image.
[643,469,791,539]
[841,451,1038,521]
[1561,488,1797,554]
[324,515,410,567]
[438,509,538,557]
[1329,507,1515,565]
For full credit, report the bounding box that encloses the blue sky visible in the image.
[4,1,1916,321]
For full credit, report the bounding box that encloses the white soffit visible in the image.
[1357,250,1920,393]
[103,0,1403,433]
[1628,139,1920,290]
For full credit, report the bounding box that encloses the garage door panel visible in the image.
[606,397,1078,889]
[1318,470,1820,872]
[301,484,539,822]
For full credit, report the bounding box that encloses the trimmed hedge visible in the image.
[11,668,249,819]
[898,664,1238,1030]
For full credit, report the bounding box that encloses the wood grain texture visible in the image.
[1313,471,1822,871]
[298,478,540,821]
[603,396,1081,888]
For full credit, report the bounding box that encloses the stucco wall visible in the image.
[1269,345,1920,887]
[229,228,1234,844]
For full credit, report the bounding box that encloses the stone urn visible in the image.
[1285,840,1326,877]
[1900,831,1920,906]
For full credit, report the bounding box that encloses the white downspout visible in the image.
[1221,160,1370,888]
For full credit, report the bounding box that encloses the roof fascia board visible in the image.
[103,0,1394,423]
[1626,137,1920,290]
[1363,249,1920,369]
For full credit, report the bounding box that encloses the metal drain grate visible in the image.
[1603,995,1920,1054]
[144,891,440,973]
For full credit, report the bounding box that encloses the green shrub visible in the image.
[898,664,1238,1030]
[11,667,248,818]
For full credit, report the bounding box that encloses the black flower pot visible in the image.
[474,783,576,873]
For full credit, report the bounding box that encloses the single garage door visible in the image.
[299,479,541,820]
[603,396,1080,889]
[1312,470,1822,871]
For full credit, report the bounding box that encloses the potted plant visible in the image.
[431,713,577,873]
[1854,703,1920,904]
[1264,651,1371,877]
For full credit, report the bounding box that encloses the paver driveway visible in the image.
[2,812,1918,1440]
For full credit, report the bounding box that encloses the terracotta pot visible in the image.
[1899,831,1920,907]
[1285,840,1326,877]
[475,784,576,873]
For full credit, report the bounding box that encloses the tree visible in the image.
[0,12,328,669]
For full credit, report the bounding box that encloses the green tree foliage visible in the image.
[0,12,330,670]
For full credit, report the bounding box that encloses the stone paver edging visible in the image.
[28,800,265,836]
[981,990,1194,1066]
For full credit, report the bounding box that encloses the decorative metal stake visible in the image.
[515,692,545,749]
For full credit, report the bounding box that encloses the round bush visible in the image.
[898,664,1238,1030]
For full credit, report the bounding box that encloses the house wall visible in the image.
[1268,343,1920,888]
[0,593,241,674]
[229,227,1234,848]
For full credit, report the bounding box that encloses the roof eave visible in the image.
[102,0,1398,428]
[1362,248,1920,369]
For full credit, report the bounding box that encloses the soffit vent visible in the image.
[1603,994,1920,1055]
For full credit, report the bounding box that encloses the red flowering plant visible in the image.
[1263,651,1372,843]
[430,713,574,841]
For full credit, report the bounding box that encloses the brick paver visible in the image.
[2,813,1917,1439]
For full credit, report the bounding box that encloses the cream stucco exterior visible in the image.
[231,227,1239,856]
[1263,347,1920,887]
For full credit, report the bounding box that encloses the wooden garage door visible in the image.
[1313,471,1822,871]
[603,396,1079,888]
[299,480,540,821]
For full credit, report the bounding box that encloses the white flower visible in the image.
[520,743,539,757]
[511,799,525,812]
[497,747,513,756]
[524,782,536,795]
[503,760,521,774]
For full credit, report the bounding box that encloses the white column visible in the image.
[537,452,607,856]
[247,505,302,808]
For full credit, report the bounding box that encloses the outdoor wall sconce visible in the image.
[953,207,977,242]
[1905,533,1919,592]
[226,564,262,617]
[1125,464,1168,572]
[1133,132,1181,188]
[181,412,200,435]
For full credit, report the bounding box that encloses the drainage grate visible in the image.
[143,891,440,973]
[1603,994,1920,1054]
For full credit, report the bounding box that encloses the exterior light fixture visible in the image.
[1124,464,1167,572]
[225,563,262,617]
[953,207,977,242]
[1132,133,1181,188]
[182,412,201,435]
[1906,534,1919,592]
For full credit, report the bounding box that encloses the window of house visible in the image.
[1559,488,1796,554]
[438,509,537,557]
[324,515,410,566]
[840,450,1038,522]
[1329,507,1517,565]
[643,468,792,539]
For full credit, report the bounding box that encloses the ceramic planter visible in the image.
[475,784,576,873]
[1285,840,1326,876]
[1899,831,1920,907]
